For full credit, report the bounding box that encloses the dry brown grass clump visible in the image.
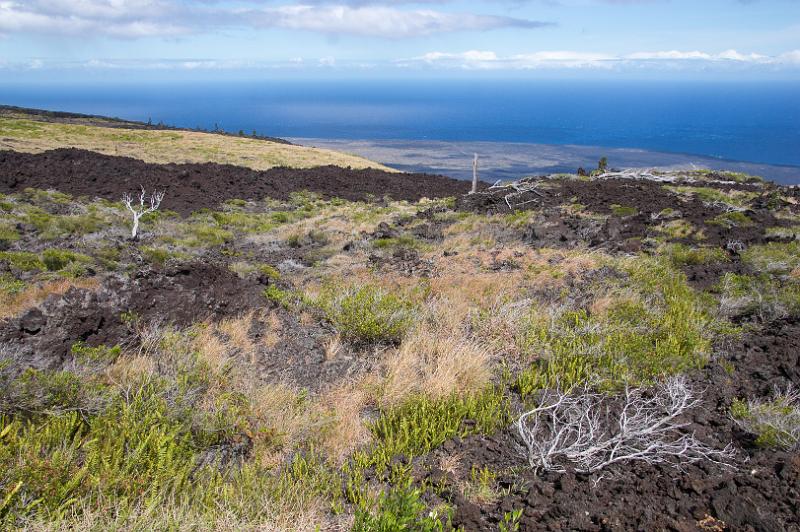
[0,278,100,319]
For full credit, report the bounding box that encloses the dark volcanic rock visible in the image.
[0,148,473,215]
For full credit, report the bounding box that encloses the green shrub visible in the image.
[719,273,800,320]
[41,249,92,272]
[316,284,417,345]
[0,223,19,245]
[366,387,510,471]
[667,186,756,208]
[707,211,753,228]
[263,284,295,309]
[353,480,446,532]
[70,342,122,364]
[656,219,700,240]
[211,211,277,233]
[141,246,189,265]
[741,241,800,274]
[0,274,25,295]
[516,258,714,395]
[732,391,799,449]
[179,225,233,247]
[660,243,728,267]
[610,204,638,217]
[0,366,105,417]
[0,251,44,272]
[258,264,281,279]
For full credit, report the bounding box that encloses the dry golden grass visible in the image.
[194,324,231,374]
[19,498,343,532]
[324,334,344,361]
[104,355,157,387]
[0,278,100,319]
[262,312,283,350]
[217,312,256,355]
[0,117,392,171]
[315,383,373,464]
[379,325,492,409]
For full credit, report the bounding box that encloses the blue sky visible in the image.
[1,0,799,79]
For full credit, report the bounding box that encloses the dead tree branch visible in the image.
[516,376,735,474]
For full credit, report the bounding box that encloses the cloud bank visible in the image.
[0,1,551,38]
[399,48,800,70]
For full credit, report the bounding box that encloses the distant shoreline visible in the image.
[291,137,800,185]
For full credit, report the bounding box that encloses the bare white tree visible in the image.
[123,186,164,239]
[516,376,735,474]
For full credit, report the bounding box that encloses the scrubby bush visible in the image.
[367,386,510,470]
[316,284,419,345]
[707,211,753,229]
[0,251,44,272]
[353,480,447,532]
[741,241,800,275]
[0,223,19,246]
[610,204,638,217]
[732,387,800,450]
[41,249,92,271]
[660,243,728,267]
[718,273,800,321]
[516,257,715,394]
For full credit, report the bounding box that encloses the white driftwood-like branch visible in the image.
[123,186,165,239]
[516,376,735,474]
[474,177,544,211]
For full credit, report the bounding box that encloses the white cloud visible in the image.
[0,1,550,39]
[626,49,769,62]
[403,48,800,70]
[777,50,800,64]
[245,5,548,38]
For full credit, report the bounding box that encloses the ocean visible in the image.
[1,79,799,182]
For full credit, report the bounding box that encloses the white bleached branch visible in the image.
[516,376,735,474]
[122,186,164,239]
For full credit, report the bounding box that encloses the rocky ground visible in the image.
[0,146,798,530]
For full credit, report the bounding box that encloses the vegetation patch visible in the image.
[659,243,728,267]
[516,257,716,395]
[313,283,422,345]
[732,388,800,450]
[707,211,753,229]
[610,204,638,217]
[741,241,800,274]
[719,272,800,321]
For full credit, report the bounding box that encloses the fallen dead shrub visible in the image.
[517,376,735,474]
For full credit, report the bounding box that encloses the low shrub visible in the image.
[179,224,233,247]
[0,223,19,246]
[353,480,447,532]
[718,272,800,321]
[41,249,92,272]
[741,241,800,275]
[0,252,44,272]
[315,284,418,345]
[732,387,800,450]
[660,243,728,267]
[516,257,715,395]
[366,386,510,471]
[610,204,638,217]
[707,211,753,229]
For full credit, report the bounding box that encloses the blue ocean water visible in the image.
[1,79,799,168]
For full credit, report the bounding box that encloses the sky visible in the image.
[1,0,799,80]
